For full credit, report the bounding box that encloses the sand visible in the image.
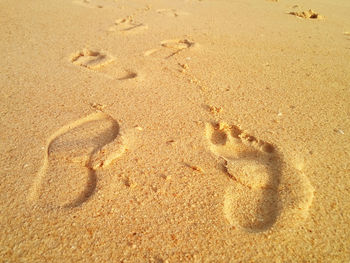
[0,0,349,261]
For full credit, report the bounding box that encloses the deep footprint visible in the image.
[28,112,127,209]
[205,122,314,232]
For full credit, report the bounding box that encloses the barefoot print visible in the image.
[108,17,148,34]
[70,49,139,80]
[205,122,314,232]
[156,9,189,17]
[288,9,323,19]
[71,49,115,69]
[144,39,197,59]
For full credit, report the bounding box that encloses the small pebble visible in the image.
[334,129,344,135]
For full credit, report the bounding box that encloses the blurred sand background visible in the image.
[1,0,350,261]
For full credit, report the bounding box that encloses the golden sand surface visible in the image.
[1,0,350,261]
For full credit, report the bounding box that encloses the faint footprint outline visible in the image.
[205,122,314,232]
[70,49,139,80]
[287,9,323,19]
[73,0,104,9]
[108,17,148,34]
[156,9,189,17]
[28,111,127,208]
[144,38,196,59]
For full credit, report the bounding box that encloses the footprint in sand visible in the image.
[28,112,130,209]
[73,0,104,9]
[156,9,189,17]
[205,122,314,232]
[70,49,139,80]
[144,39,197,59]
[108,17,148,34]
[288,9,323,19]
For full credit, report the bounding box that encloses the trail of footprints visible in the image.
[205,122,314,232]
[71,0,196,78]
[63,0,317,234]
[28,112,130,208]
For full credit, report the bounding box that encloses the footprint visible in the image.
[70,49,139,80]
[288,9,323,19]
[73,0,103,9]
[156,9,189,17]
[108,17,148,34]
[28,112,129,209]
[205,122,314,232]
[144,39,197,59]
[71,49,115,69]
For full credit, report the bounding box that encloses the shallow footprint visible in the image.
[144,39,197,59]
[70,49,139,80]
[205,122,314,232]
[71,49,115,69]
[108,17,148,34]
[28,112,128,209]
[156,9,189,17]
[288,9,323,19]
[73,0,104,9]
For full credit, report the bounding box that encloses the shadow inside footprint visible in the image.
[29,112,125,209]
[70,49,141,81]
[71,49,115,70]
[224,156,282,232]
[206,122,282,232]
[117,70,138,81]
[288,9,323,19]
[211,128,228,145]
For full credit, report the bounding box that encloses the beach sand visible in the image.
[1,0,349,261]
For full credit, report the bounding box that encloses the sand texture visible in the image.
[1,0,350,262]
